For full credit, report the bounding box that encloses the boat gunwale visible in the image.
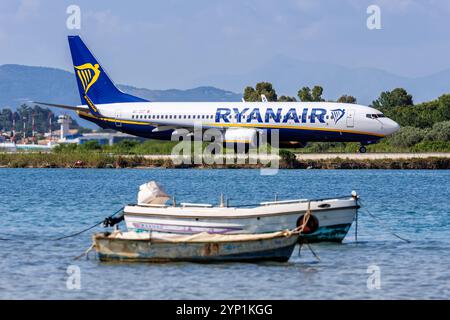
[126,195,355,210]
[123,204,360,220]
[93,231,297,245]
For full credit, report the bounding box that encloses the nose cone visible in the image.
[385,118,400,135]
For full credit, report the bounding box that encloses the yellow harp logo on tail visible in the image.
[75,63,100,94]
[75,63,100,113]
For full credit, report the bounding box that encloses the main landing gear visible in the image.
[358,145,367,153]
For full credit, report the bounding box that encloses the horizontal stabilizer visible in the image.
[33,101,89,112]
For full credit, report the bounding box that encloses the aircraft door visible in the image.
[115,112,122,127]
[346,110,355,128]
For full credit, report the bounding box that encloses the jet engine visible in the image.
[278,141,308,149]
[223,128,258,152]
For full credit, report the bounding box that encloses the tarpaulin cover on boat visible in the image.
[109,230,294,243]
[137,181,170,205]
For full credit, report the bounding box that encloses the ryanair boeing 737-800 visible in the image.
[37,36,400,153]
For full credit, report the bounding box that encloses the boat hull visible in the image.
[93,232,298,263]
[124,197,358,243]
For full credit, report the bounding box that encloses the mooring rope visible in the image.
[292,201,312,235]
[294,202,321,261]
[0,207,124,242]
[73,243,95,260]
[358,200,410,243]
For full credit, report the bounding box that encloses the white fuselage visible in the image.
[78,101,400,143]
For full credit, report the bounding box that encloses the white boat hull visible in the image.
[124,197,359,243]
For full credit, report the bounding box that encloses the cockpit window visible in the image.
[366,113,385,119]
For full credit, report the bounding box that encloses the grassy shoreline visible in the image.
[1,152,449,169]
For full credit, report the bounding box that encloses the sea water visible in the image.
[0,169,449,299]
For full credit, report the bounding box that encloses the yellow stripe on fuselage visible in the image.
[77,111,385,137]
[78,111,152,126]
[206,122,386,138]
[223,140,252,143]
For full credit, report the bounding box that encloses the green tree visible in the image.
[372,88,413,110]
[255,82,277,101]
[311,86,324,102]
[278,95,297,102]
[437,94,450,121]
[0,104,82,136]
[243,82,277,102]
[297,87,312,102]
[383,99,439,128]
[0,108,13,131]
[337,95,357,104]
[297,85,324,102]
[243,86,258,102]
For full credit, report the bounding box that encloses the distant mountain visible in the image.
[2,60,450,129]
[0,64,242,128]
[119,85,241,102]
[195,55,450,105]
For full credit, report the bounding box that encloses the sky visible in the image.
[1,0,450,90]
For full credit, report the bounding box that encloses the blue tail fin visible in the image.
[68,35,148,106]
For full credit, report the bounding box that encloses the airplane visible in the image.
[36,35,400,153]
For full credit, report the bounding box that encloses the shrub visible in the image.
[412,141,450,152]
[389,126,427,148]
[79,140,102,151]
[424,121,450,142]
[111,139,140,154]
[53,143,78,153]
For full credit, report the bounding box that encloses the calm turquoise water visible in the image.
[0,169,449,299]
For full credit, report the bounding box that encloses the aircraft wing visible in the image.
[33,101,90,112]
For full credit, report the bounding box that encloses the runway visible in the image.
[138,152,450,161]
[293,152,450,160]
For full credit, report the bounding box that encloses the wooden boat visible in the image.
[122,182,360,243]
[92,229,299,263]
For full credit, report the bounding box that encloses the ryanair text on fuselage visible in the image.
[215,107,345,124]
